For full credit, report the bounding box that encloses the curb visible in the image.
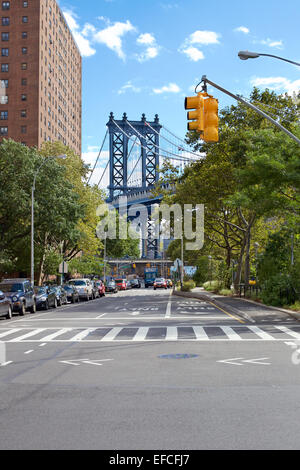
[226,295,300,322]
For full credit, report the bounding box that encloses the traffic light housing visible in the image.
[203,97,219,143]
[184,92,219,142]
[185,93,204,133]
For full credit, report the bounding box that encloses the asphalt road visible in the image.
[0,288,300,450]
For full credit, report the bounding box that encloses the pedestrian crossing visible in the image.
[0,325,300,342]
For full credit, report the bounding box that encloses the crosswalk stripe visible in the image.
[247,326,274,340]
[192,326,209,340]
[165,327,178,341]
[9,329,47,342]
[0,328,22,339]
[275,326,300,339]
[68,328,97,342]
[132,327,149,341]
[100,327,123,342]
[38,328,73,341]
[219,326,242,340]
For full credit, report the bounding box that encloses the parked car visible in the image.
[114,278,127,291]
[130,279,141,289]
[50,286,68,306]
[0,279,36,315]
[95,280,105,297]
[105,280,118,294]
[153,278,167,290]
[68,279,93,301]
[0,290,12,320]
[91,281,100,299]
[62,284,80,304]
[34,286,58,310]
[167,279,173,288]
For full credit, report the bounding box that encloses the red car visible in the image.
[153,278,167,290]
[115,278,127,290]
[95,280,105,297]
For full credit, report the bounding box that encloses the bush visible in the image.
[181,280,196,292]
[260,274,295,307]
[286,301,300,312]
[219,288,232,296]
[203,280,220,292]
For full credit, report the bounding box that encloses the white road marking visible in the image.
[275,326,300,339]
[24,350,34,355]
[165,293,172,318]
[68,328,97,342]
[38,328,73,342]
[192,326,209,341]
[219,326,242,340]
[0,361,13,367]
[247,326,275,340]
[0,329,22,339]
[165,327,178,341]
[9,328,47,342]
[100,327,123,342]
[132,328,149,341]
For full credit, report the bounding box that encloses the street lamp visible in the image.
[238,50,300,67]
[31,154,67,286]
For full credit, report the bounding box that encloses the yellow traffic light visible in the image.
[203,97,219,143]
[185,93,204,132]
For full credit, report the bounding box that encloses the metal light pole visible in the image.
[103,232,107,283]
[31,154,67,286]
[238,50,300,67]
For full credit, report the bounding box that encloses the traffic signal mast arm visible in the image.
[200,75,300,146]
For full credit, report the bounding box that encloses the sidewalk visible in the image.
[173,287,300,323]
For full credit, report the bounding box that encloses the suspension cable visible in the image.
[145,121,203,158]
[87,129,108,185]
[124,119,197,162]
[112,119,196,162]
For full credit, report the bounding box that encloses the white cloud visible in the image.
[82,150,110,188]
[136,33,160,62]
[234,26,250,34]
[118,81,142,94]
[182,47,204,62]
[137,33,155,45]
[63,10,96,57]
[251,76,300,95]
[153,83,181,94]
[188,30,220,45]
[254,38,284,49]
[93,20,136,60]
[179,30,220,61]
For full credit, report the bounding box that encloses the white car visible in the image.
[68,279,93,301]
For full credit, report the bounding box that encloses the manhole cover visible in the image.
[158,354,199,359]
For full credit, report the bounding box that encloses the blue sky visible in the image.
[58,0,300,185]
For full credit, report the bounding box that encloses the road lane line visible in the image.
[165,327,178,341]
[207,301,245,324]
[165,293,172,318]
[219,326,242,340]
[9,328,47,342]
[132,327,149,341]
[68,328,97,341]
[192,326,209,340]
[38,328,73,342]
[100,328,123,342]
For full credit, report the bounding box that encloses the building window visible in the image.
[21,125,27,133]
[1,47,8,56]
[1,16,9,25]
[21,109,27,118]
[21,94,27,101]
[21,62,27,69]
[0,126,8,135]
[1,32,9,41]
[21,78,27,86]
[0,110,8,120]
[22,32,27,39]
[0,95,8,104]
[23,1,28,7]
[1,63,8,72]
[22,16,28,23]
[2,2,10,10]
[22,47,27,54]
[1,79,8,88]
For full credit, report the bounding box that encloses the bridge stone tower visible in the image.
[106,113,162,259]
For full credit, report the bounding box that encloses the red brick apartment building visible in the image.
[0,0,82,154]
